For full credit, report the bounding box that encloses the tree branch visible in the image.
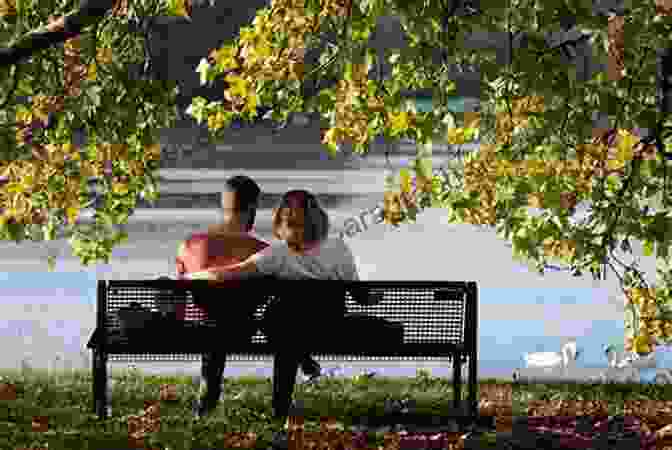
[0,65,19,108]
[0,0,116,67]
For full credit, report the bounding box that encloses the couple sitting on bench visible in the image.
[174,175,360,422]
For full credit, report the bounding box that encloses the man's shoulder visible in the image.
[185,231,210,242]
[180,232,209,249]
[202,230,269,248]
[180,230,269,254]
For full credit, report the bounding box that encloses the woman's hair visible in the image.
[271,190,330,245]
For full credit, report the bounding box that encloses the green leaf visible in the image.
[344,62,353,82]
[6,222,23,243]
[388,52,401,65]
[658,242,670,262]
[15,75,33,97]
[305,0,322,16]
[196,58,211,86]
[185,97,208,124]
[643,240,654,257]
[325,140,340,158]
[87,85,102,108]
[463,127,477,142]
[515,226,528,238]
[43,221,56,241]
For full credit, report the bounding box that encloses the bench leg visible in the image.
[452,353,462,412]
[468,351,478,422]
[92,349,108,420]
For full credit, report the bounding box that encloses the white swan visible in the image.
[524,339,580,369]
[603,344,626,368]
[603,344,657,369]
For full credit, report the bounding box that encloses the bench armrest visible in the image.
[86,327,102,349]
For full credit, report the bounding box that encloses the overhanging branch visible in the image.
[0,0,116,67]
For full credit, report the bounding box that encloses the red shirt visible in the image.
[176,229,269,319]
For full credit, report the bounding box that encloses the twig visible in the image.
[0,65,19,108]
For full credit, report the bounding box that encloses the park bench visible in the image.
[86,279,479,428]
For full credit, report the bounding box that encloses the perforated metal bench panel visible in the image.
[93,281,474,363]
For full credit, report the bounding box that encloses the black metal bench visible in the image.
[86,280,479,426]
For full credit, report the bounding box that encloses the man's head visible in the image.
[219,175,261,232]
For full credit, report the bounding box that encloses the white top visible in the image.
[251,237,360,280]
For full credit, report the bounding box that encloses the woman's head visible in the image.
[272,190,329,249]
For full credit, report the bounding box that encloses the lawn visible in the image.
[0,364,671,450]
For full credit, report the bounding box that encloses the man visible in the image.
[175,175,321,419]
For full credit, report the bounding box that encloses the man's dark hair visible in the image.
[223,175,261,231]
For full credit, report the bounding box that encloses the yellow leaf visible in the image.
[388,111,410,136]
[22,175,34,190]
[15,108,32,124]
[96,47,113,65]
[66,206,79,224]
[239,26,256,44]
[225,74,249,98]
[446,128,466,145]
[322,128,340,145]
[5,182,24,194]
[617,129,636,161]
[168,0,191,19]
[256,41,272,59]
[252,13,269,29]
[244,92,259,114]
[87,63,97,81]
[399,168,412,194]
[606,158,625,172]
[210,45,239,71]
[0,0,17,17]
[633,334,652,354]
[207,114,223,131]
[112,183,129,195]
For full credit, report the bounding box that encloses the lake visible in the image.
[0,209,648,381]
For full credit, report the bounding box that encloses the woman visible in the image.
[191,189,360,423]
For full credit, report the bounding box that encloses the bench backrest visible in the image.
[99,280,477,349]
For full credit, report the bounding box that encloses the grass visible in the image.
[0,363,671,450]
